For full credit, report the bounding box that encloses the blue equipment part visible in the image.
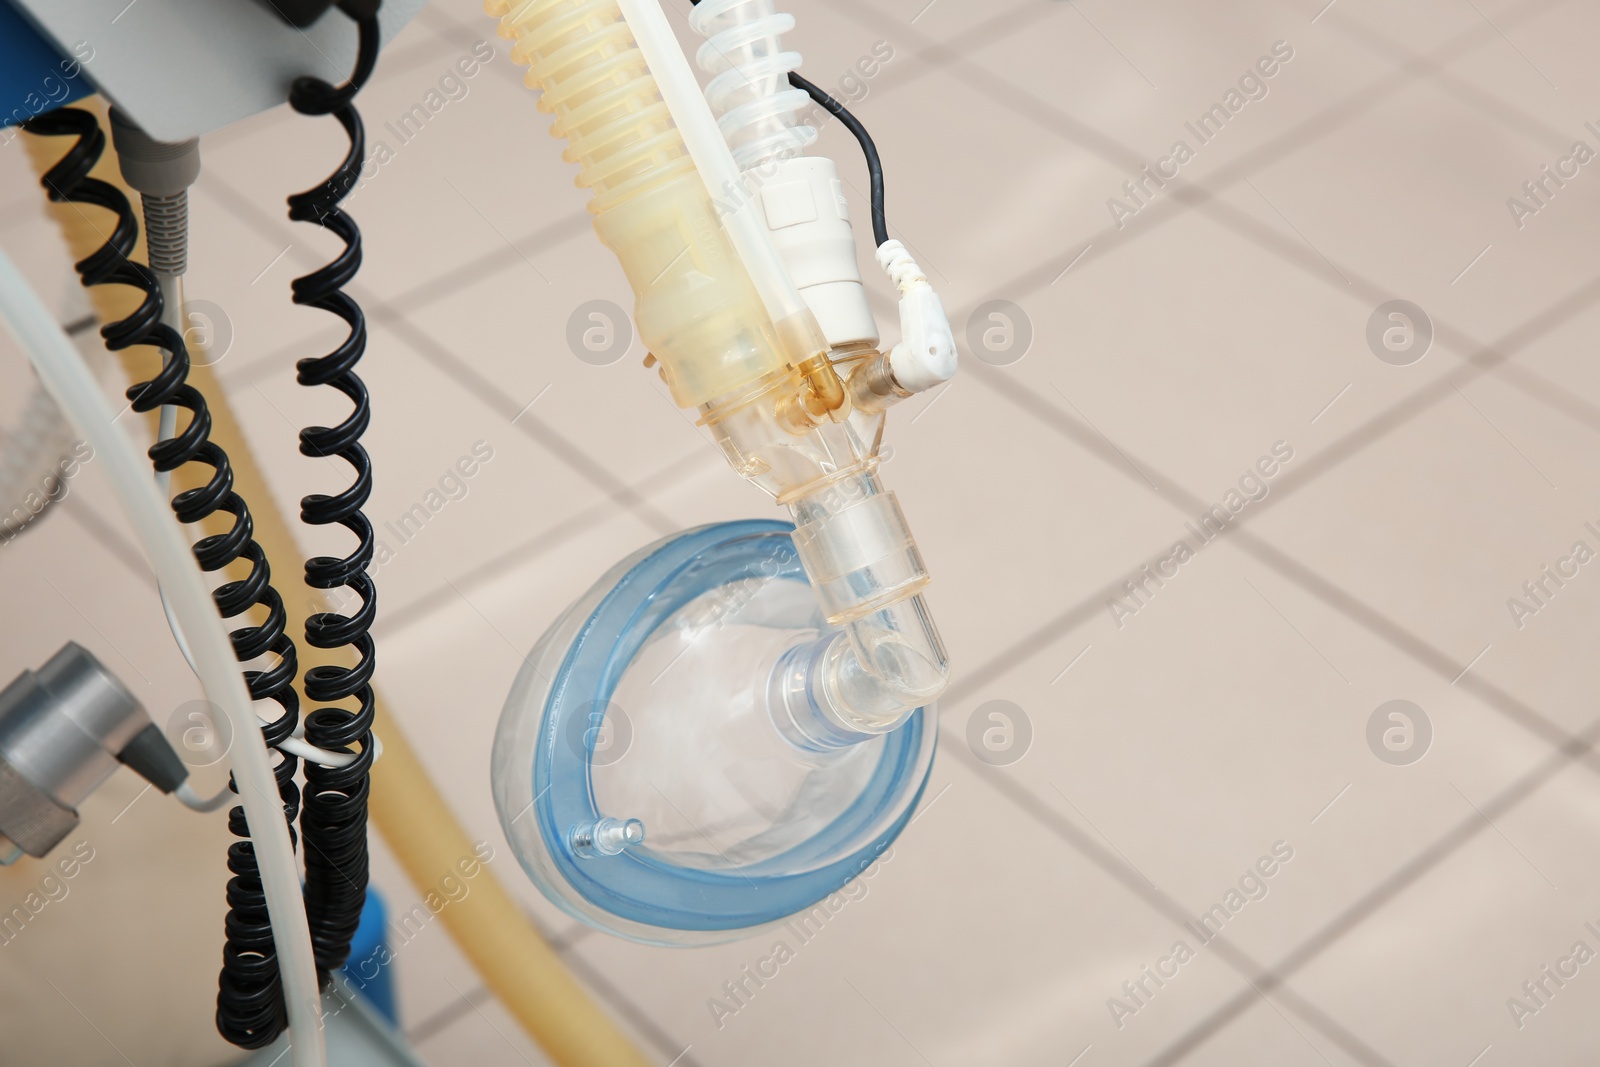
[0,2,95,131]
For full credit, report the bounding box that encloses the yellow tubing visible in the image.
[490,0,791,408]
[25,98,650,1067]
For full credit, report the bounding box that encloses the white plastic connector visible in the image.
[758,156,877,348]
[686,2,877,349]
[876,240,956,394]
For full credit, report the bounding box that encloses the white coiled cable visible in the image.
[687,0,816,169]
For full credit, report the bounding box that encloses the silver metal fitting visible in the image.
[0,643,184,863]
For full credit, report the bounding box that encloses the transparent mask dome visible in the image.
[492,520,936,946]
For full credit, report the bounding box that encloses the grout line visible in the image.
[1242,975,1338,1066]
[1063,0,1156,89]
[407,982,494,1045]
[384,211,593,311]
[1242,576,1351,684]
[554,949,709,1067]
[944,743,1398,1067]
[1452,384,1558,489]
[1450,781,1558,890]
[415,3,536,91]
[844,979,938,1066]
[1323,14,1572,152]
[836,0,1600,443]
[1243,177,1351,285]
[1049,384,1160,494]
[444,577,532,663]
[375,311,683,536]
[1050,782,1166,897]
[956,358,1600,781]
[441,976,538,1065]
[221,321,349,391]
[196,174,683,537]
[938,261,1600,721]
[441,175,551,285]
[1463,0,1560,89]
[374,448,711,640]
[1142,715,1600,1064]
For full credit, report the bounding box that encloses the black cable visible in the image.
[787,71,889,248]
[21,107,305,1050]
[685,0,890,245]
[287,7,381,988]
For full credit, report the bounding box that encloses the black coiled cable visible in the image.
[287,8,382,986]
[21,107,305,1049]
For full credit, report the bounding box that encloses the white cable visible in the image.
[0,247,328,1067]
[175,780,234,813]
[177,728,382,815]
[282,729,380,770]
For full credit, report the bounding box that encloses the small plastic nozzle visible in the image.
[570,817,645,859]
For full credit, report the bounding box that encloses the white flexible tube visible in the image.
[616,0,824,354]
[152,274,197,673]
[176,780,235,813]
[0,248,327,1067]
[687,0,815,170]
